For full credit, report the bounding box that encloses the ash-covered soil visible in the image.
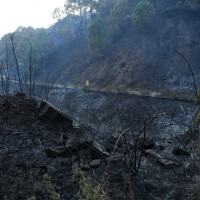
[1,91,200,200]
[0,93,75,199]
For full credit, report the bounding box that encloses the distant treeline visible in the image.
[0,0,199,73]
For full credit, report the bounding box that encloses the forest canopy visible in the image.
[0,0,199,69]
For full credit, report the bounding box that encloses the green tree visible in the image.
[0,26,52,77]
[14,27,51,60]
[64,0,89,16]
[88,18,108,54]
[133,0,154,23]
[64,0,94,33]
[52,7,64,21]
[96,0,116,17]
[71,168,106,200]
[110,1,127,27]
[109,0,129,38]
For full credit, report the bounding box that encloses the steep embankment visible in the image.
[44,8,200,93]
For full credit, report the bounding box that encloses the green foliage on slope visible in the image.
[88,18,108,54]
[133,0,154,23]
[109,0,129,38]
[72,168,107,200]
[0,26,52,69]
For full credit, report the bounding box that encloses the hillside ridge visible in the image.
[42,7,200,93]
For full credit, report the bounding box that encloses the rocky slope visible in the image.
[1,90,200,199]
[42,7,200,93]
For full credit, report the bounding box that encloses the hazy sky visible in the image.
[0,0,66,38]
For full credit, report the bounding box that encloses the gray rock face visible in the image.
[36,97,73,129]
[158,158,181,169]
[45,147,65,158]
[145,149,163,159]
[145,147,182,169]
[65,139,75,152]
[92,141,110,159]
[90,159,102,168]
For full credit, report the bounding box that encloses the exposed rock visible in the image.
[155,142,165,151]
[145,149,163,159]
[158,158,181,169]
[106,154,124,165]
[183,161,192,169]
[45,147,65,157]
[90,159,102,168]
[12,131,20,135]
[77,137,93,149]
[65,139,76,152]
[36,97,73,129]
[91,141,109,159]
[81,164,90,171]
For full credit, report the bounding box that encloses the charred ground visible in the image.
[0,90,200,199]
